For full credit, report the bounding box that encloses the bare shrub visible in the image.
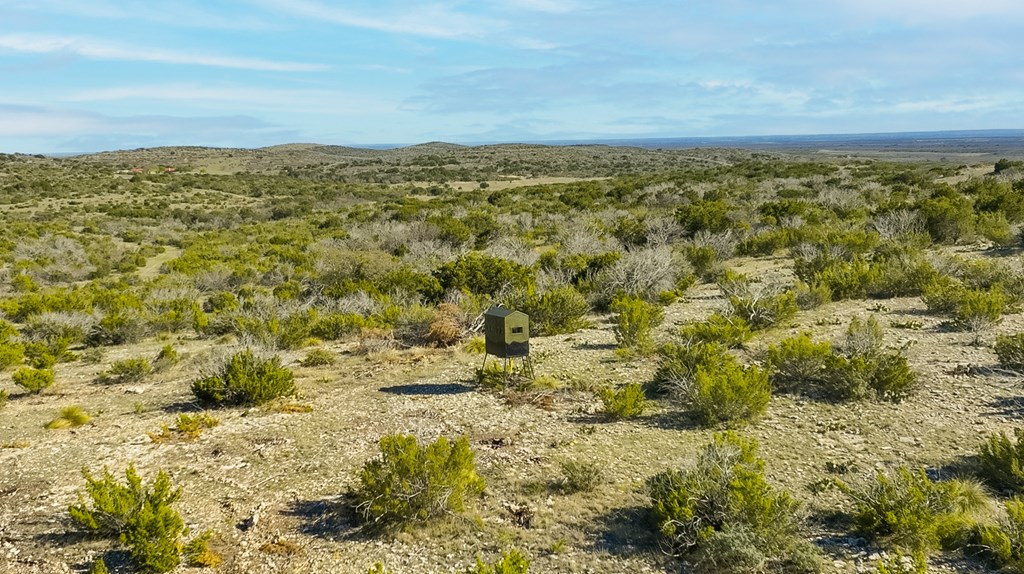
[690,230,737,260]
[872,209,924,241]
[24,311,97,344]
[426,303,465,346]
[401,239,459,272]
[559,224,620,257]
[194,266,237,292]
[15,234,95,283]
[642,215,682,246]
[486,236,539,267]
[594,245,679,303]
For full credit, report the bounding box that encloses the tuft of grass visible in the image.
[463,336,486,354]
[149,412,220,443]
[183,531,222,568]
[300,348,337,367]
[558,460,604,493]
[597,383,646,419]
[45,405,91,429]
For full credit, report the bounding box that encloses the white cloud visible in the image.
[8,0,275,30]
[496,0,579,14]
[254,0,495,40]
[0,34,327,71]
[831,0,1024,24]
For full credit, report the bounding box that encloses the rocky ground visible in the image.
[2,249,1023,574]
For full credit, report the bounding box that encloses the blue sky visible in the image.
[1,0,1023,152]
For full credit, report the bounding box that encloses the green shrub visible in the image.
[689,362,771,427]
[654,340,734,396]
[12,367,54,394]
[978,429,1024,493]
[68,464,185,573]
[203,291,239,313]
[558,460,604,493]
[647,432,819,572]
[463,550,530,574]
[923,279,1008,331]
[839,467,987,553]
[153,345,179,371]
[764,334,833,393]
[367,564,395,574]
[954,287,1008,332]
[866,249,938,299]
[766,328,916,403]
[99,357,152,385]
[918,192,976,244]
[182,530,222,568]
[813,257,876,301]
[677,313,751,348]
[191,350,296,407]
[996,334,1024,371]
[794,281,832,310]
[434,253,535,297]
[676,199,735,236]
[598,383,646,419]
[300,348,337,367]
[522,285,589,335]
[87,311,148,346]
[611,295,664,354]
[972,497,1024,571]
[88,557,109,574]
[868,353,918,402]
[0,338,24,369]
[354,434,485,526]
[311,312,367,340]
[463,336,486,354]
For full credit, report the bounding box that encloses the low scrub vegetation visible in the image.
[45,405,91,429]
[647,432,821,572]
[764,317,917,402]
[12,366,54,394]
[995,334,1024,371]
[597,383,646,419]
[68,464,189,573]
[977,429,1024,493]
[191,349,296,406]
[838,467,988,553]
[97,357,152,385]
[610,295,664,355]
[354,434,485,527]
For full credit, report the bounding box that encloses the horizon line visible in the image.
[18,127,1024,157]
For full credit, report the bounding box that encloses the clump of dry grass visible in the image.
[45,405,91,429]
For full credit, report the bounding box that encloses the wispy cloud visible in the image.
[7,0,275,30]
[254,0,494,40]
[60,83,398,114]
[0,34,326,71]
[494,0,580,14]
[0,103,301,151]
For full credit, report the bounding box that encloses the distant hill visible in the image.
[71,141,760,181]
[69,130,1024,181]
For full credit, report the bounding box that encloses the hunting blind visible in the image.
[482,306,534,379]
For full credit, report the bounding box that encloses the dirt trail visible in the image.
[136,246,182,279]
